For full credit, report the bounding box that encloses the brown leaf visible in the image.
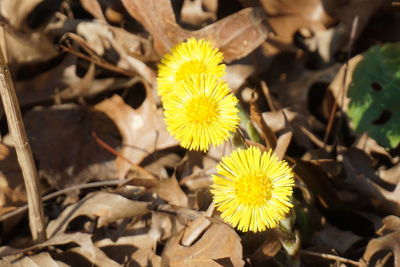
[362,215,400,267]
[80,0,107,21]
[46,192,149,237]
[0,144,26,207]
[126,176,189,207]
[0,232,96,258]
[197,7,270,62]
[260,0,335,55]
[250,92,277,149]
[0,0,44,30]
[312,224,362,255]
[95,94,178,178]
[122,0,270,62]
[342,148,400,216]
[24,104,120,189]
[0,252,68,267]
[328,54,363,111]
[322,0,384,38]
[180,0,217,27]
[95,233,161,266]
[162,222,244,267]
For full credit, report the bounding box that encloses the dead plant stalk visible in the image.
[0,45,46,243]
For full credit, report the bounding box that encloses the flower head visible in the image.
[163,74,239,152]
[211,146,294,232]
[157,38,226,100]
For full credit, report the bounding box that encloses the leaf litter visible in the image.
[0,0,399,266]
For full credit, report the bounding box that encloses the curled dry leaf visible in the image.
[260,0,335,55]
[312,224,363,255]
[0,252,69,267]
[322,0,385,38]
[328,54,363,111]
[95,94,178,178]
[126,176,189,207]
[122,0,271,62]
[80,0,107,21]
[180,0,217,27]
[0,144,26,209]
[0,232,96,258]
[46,192,149,237]
[343,148,400,216]
[162,222,244,267]
[362,215,400,266]
[2,25,58,67]
[95,228,162,266]
[0,0,44,30]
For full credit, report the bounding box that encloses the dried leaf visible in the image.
[362,215,400,266]
[162,222,244,267]
[323,0,384,37]
[80,0,107,21]
[122,0,270,62]
[0,252,68,267]
[46,192,149,237]
[180,0,217,27]
[126,177,189,207]
[260,0,335,54]
[24,104,120,189]
[342,148,400,216]
[95,94,178,178]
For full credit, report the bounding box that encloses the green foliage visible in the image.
[347,43,400,149]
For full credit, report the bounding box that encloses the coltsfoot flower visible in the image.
[157,38,226,101]
[211,146,295,232]
[163,74,239,152]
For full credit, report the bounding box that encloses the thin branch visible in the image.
[0,45,46,243]
[91,131,156,179]
[59,44,138,78]
[0,179,130,222]
[301,250,363,267]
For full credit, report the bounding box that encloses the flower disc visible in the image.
[163,74,239,152]
[211,146,295,232]
[157,38,226,100]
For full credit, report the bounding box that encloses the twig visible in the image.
[323,16,359,146]
[59,44,138,78]
[91,131,156,179]
[0,45,46,243]
[0,179,130,222]
[301,250,363,267]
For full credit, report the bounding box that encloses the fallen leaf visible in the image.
[322,0,384,38]
[0,252,69,267]
[343,148,400,216]
[126,176,189,207]
[162,222,244,267]
[24,104,120,189]
[46,192,149,237]
[95,94,178,178]
[122,0,271,62]
[312,224,363,254]
[80,0,107,21]
[362,215,400,267]
[180,0,217,27]
[260,0,335,55]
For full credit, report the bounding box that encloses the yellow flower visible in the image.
[163,74,239,152]
[157,38,226,100]
[211,146,294,232]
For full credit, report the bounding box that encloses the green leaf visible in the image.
[347,43,400,149]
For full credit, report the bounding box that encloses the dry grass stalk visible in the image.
[0,44,46,243]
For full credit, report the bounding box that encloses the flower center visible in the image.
[185,96,218,124]
[235,173,272,206]
[176,61,207,82]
